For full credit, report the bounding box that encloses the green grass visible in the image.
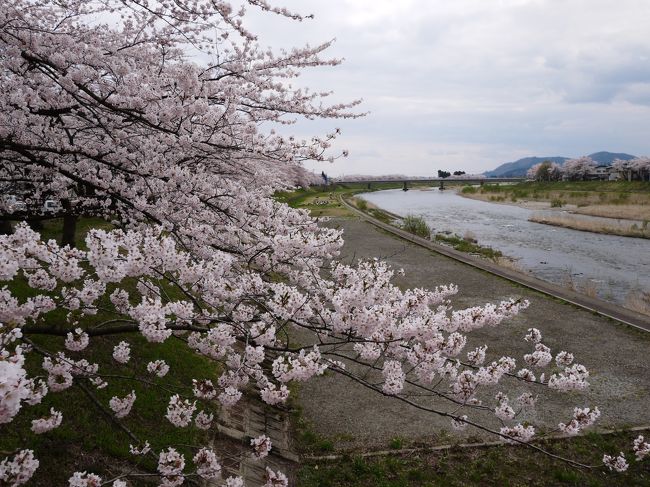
[275,185,365,217]
[480,181,650,194]
[293,414,349,454]
[461,186,478,194]
[476,181,650,206]
[367,208,396,224]
[389,438,405,450]
[275,183,402,208]
[1,218,219,485]
[297,430,650,486]
[434,234,502,260]
[275,182,438,217]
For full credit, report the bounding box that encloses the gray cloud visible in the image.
[242,0,650,175]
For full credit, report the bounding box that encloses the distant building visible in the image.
[586,165,611,180]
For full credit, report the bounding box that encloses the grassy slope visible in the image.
[275,182,407,218]
[1,219,219,485]
[292,392,650,486]
[475,180,650,194]
[297,431,650,487]
[465,181,650,208]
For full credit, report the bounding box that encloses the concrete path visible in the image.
[298,217,650,452]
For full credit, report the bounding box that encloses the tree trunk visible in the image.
[0,220,13,235]
[61,198,77,247]
[28,219,43,232]
[61,213,78,247]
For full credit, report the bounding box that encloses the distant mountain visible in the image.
[484,151,637,177]
[588,151,636,165]
[484,156,568,178]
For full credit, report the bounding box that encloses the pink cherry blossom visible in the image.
[0,0,645,482]
[603,453,629,472]
[112,342,131,364]
[264,467,289,487]
[251,434,273,459]
[64,328,89,352]
[158,448,185,486]
[31,408,62,434]
[109,391,136,418]
[165,395,196,427]
[500,424,535,444]
[68,472,102,486]
[193,448,221,479]
[147,360,170,378]
[633,436,650,461]
[0,450,39,486]
[195,410,214,430]
[129,441,151,456]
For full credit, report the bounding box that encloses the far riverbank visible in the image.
[457,182,650,239]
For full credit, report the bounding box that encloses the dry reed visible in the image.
[573,204,650,221]
[529,213,650,239]
[624,291,650,316]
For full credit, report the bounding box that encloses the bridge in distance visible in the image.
[333,177,527,191]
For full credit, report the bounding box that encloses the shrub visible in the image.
[389,437,404,449]
[401,215,431,239]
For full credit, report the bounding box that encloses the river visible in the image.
[358,188,650,305]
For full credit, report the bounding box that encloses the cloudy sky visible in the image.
[243,0,650,176]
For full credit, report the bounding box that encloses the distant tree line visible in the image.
[526,157,650,182]
[437,170,466,178]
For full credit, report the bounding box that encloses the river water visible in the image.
[359,188,650,305]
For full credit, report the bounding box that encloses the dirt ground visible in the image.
[297,217,650,452]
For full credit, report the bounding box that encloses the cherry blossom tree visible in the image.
[631,157,650,182]
[0,1,647,485]
[612,159,635,181]
[561,156,597,181]
[612,157,650,182]
[526,161,562,181]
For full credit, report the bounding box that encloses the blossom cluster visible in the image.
[31,408,63,434]
[0,450,39,486]
[603,453,629,472]
[166,395,196,427]
[109,391,136,418]
[558,406,601,436]
[633,436,650,461]
[251,434,273,459]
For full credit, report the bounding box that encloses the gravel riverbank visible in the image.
[297,217,650,451]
